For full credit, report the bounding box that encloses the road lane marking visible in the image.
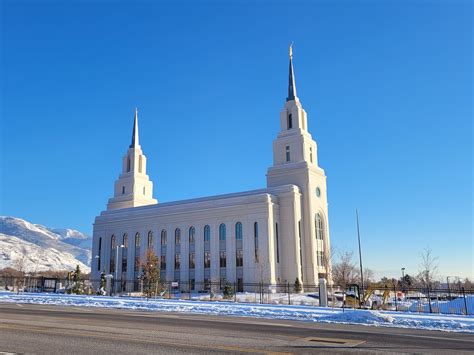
[300,336,365,347]
[0,323,292,354]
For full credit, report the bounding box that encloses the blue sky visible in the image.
[1,0,472,279]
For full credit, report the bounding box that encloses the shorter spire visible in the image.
[287,43,297,102]
[129,107,139,148]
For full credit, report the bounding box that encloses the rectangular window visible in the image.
[160,257,166,270]
[204,252,211,269]
[275,223,280,263]
[237,278,243,292]
[285,146,290,162]
[189,253,195,269]
[122,186,125,195]
[122,254,127,273]
[97,238,102,271]
[220,251,226,268]
[134,256,140,272]
[190,279,195,290]
[254,222,259,263]
[174,254,181,270]
[236,249,243,267]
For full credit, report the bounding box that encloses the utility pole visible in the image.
[356,209,364,293]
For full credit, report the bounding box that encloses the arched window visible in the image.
[138,155,143,173]
[127,156,131,172]
[189,226,195,243]
[175,228,181,245]
[160,230,167,271]
[122,233,128,273]
[316,213,324,240]
[235,222,242,240]
[134,232,141,291]
[235,222,243,268]
[110,235,116,272]
[288,113,293,129]
[285,146,290,162]
[254,222,259,263]
[204,225,210,242]
[219,223,226,241]
[161,230,167,245]
[309,147,313,163]
[147,231,153,249]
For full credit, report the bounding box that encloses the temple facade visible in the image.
[91,48,332,292]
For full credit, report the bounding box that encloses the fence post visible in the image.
[462,287,468,315]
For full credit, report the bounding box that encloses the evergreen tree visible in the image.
[72,265,83,294]
[294,278,302,293]
[140,249,163,298]
[223,281,234,299]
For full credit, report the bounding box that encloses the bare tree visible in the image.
[363,268,375,285]
[322,245,336,285]
[331,250,358,288]
[140,249,163,298]
[13,253,27,293]
[418,247,439,288]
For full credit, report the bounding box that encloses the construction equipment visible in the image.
[344,284,389,309]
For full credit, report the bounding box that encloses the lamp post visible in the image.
[114,245,125,294]
[356,209,364,292]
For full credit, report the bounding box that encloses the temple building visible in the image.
[91,47,332,291]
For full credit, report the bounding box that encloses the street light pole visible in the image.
[356,209,364,293]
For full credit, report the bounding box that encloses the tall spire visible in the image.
[287,43,297,102]
[129,107,139,148]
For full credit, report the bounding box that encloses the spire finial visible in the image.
[129,107,140,148]
[286,43,297,102]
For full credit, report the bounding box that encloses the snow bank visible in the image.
[1,292,473,333]
[408,296,474,315]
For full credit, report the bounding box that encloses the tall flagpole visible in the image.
[356,209,364,293]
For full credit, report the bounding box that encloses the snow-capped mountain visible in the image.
[0,216,91,272]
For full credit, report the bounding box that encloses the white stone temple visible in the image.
[92,47,332,292]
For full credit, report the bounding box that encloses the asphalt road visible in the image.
[0,303,473,354]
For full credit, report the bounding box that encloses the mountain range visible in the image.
[0,216,92,272]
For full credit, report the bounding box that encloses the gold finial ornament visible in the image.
[289,42,293,59]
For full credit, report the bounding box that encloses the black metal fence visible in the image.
[1,275,472,316]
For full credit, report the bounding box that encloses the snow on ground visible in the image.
[1,291,473,333]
